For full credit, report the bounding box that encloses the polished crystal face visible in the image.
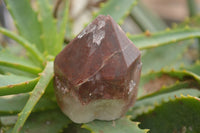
[54,15,142,123]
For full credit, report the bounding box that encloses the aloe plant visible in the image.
[0,0,200,133]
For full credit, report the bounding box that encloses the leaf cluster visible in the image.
[0,0,200,133]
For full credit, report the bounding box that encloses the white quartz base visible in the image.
[59,93,125,123]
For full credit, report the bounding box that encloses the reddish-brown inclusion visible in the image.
[54,15,141,104]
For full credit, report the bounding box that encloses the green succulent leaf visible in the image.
[36,0,58,56]
[0,115,18,126]
[63,123,90,133]
[1,0,200,132]
[128,89,200,119]
[128,28,200,50]
[0,93,57,116]
[0,49,42,74]
[137,70,194,98]
[83,117,148,133]
[139,80,198,100]
[187,0,198,17]
[177,16,200,28]
[95,0,138,24]
[12,61,54,133]
[130,2,166,32]
[0,61,40,75]
[164,69,200,84]
[5,0,44,52]
[163,61,200,85]
[56,0,70,55]
[20,109,71,133]
[65,19,73,41]
[183,61,200,76]
[3,110,71,133]
[137,57,200,97]
[0,94,29,116]
[0,66,37,77]
[141,40,191,74]
[134,95,200,133]
[0,74,39,96]
[0,27,44,66]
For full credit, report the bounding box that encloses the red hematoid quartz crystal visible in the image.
[54,15,142,123]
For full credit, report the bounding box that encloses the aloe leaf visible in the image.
[5,0,44,52]
[134,95,200,133]
[65,19,73,41]
[19,109,70,133]
[169,69,200,83]
[95,0,138,24]
[130,2,166,32]
[138,71,186,98]
[36,0,58,56]
[0,115,18,126]
[56,0,70,55]
[187,0,198,17]
[128,89,200,119]
[128,28,200,50]
[183,61,200,75]
[0,94,29,115]
[0,74,39,96]
[139,80,198,100]
[138,61,200,97]
[0,49,42,74]
[3,110,71,133]
[177,16,200,28]
[0,93,57,116]
[141,40,191,74]
[0,66,37,77]
[0,61,41,75]
[83,117,149,133]
[0,27,44,66]
[138,71,163,97]
[143,69,200,85]
[63,123,90,133]
[12,61,54,133]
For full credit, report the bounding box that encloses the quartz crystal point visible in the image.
[54,15,142,123]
